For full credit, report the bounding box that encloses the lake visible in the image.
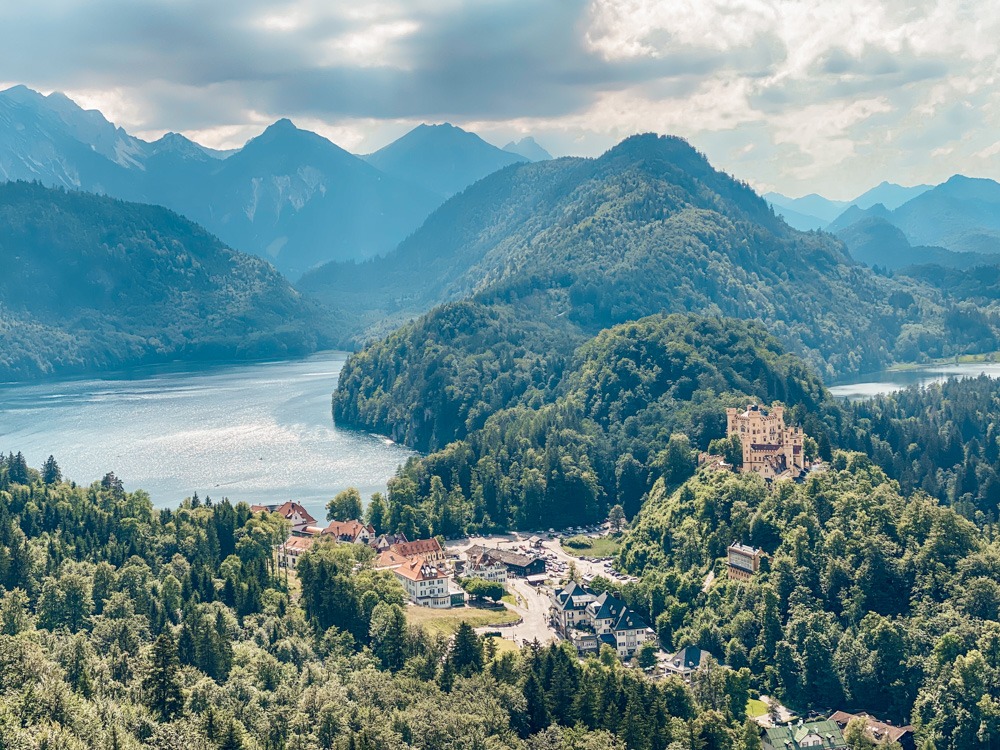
[0,351,413,520]
[828,362,1000,400]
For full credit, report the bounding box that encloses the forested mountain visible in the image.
[890,174,1000,254]
[766,182,931,232]
[335,314,843,536]
[0,455,769,749]
[365,123,526,198]
[852,180,932,210]
[825,203,893,233]
[0,86,443,277]
[166,119,442,278]
[0,182,329,380]
[310,133,993,379]
[763,191,848,229]
[841,376,1000,516]
[615,454,1000,750]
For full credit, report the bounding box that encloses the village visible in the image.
[254,403,910,750]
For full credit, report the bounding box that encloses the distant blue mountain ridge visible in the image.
[0,85,553,279]
[767,177,1000,269]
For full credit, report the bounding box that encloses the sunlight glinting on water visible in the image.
[0,352,413,519]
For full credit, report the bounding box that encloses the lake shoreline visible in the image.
[0,351,411,517]
[828,362,1000,400]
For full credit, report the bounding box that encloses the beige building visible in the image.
[462,552,509,584]
[727,403,805,480]
[393,556,458,608]
[727,542,764,581]
[390,538,446,562]
[278,535,316,568]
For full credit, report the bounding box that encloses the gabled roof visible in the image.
[279,502,317,523]
[613,608,649,631]
[466,545,541,568]
[591,591,627,621]
[283,536,315,552]
[252,502,317,525]
[666,645,710,671]
[552,581,594,611]
[467,553,504,569]
[763,720,846,749]
[391,538,442,558]
[322,519,374,540]
[828,711,915,744]
[372,532,408,548]
[393,556,447,583]
[374,549,410,570]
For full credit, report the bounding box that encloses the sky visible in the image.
[0,0,997,199]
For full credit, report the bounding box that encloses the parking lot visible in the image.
[446,524,640,646]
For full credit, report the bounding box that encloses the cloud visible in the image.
[0,0,997,197]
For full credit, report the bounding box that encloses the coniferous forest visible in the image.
[3,62,1000,750]
[3,421,1000,747]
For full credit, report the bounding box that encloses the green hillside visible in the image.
[306,134,985,379]
[337,314,843,535]
[0,182,330,380]
[614,454,999,745]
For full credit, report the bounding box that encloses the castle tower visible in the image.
[726,402,807,480]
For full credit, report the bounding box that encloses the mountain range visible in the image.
[305,133,993,383]
[768,176,1000,270]
[364,123,528,197]
[0,85,552,279]
[765,181,933,230]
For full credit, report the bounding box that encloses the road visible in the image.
[487,577,559,646]
[446,530,629,647]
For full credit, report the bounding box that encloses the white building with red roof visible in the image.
[250,502,317,534]
[389,538,445,562]
[392,556,453,608]
[321,519,376,545]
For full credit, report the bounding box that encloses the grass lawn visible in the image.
[746,699,769,718]
[485,636,520,656]
[503,591,526,608]
[406,603,520,636]
[561,534,622,559]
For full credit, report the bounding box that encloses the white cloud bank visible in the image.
[0,0,997,197]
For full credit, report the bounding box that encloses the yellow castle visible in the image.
[726,403,805,480]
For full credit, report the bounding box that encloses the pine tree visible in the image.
[218,719,244,750]
[437,655,455,693]
[142,631,184,720]
[177,622,196,666]
[369,602,407,671]
[41,455,61,485]
[366,493,388,533]
[451,622,484,676]
[523,671,550,735]
[8,452,29,485]
[739,718,762,750]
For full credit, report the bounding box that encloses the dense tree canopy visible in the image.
[0,181,331,380]
[615,454,1000,750]
[0,457,764,749]
[339,314,842,536]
